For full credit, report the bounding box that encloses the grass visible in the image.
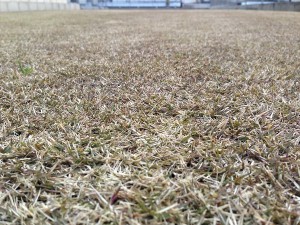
[0,10,299,224]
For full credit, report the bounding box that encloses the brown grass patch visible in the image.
[0,10,300,224]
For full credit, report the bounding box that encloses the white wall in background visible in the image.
[0,0,80,11]
[0,0,68,3]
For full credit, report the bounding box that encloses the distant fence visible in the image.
[240,2,300,11]
[96,1,181,8]
[0,0,80,12]
[77,0,181,8]
[211,1,300,11]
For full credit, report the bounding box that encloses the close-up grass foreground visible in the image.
[0,10,300,224]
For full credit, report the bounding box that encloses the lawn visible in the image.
[0,10,299,224]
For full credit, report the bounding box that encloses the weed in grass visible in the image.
[17,61,34,76]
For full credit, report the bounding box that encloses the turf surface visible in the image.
[0,10,300,224]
